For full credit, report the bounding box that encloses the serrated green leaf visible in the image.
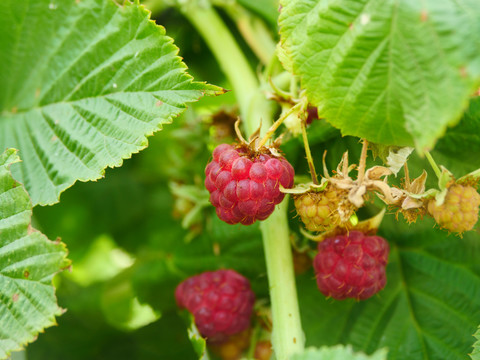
[183,313,209,360]
[0,149,69,359]
[470,325,480,360]
[298,217,480,360]
[279,0,480,151]
[0,0,220,206]
[291,345,387,360]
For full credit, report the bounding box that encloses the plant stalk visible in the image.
[260,201,306,359]
[223,4,276,65]
[182,4,305,358]
[181,4,269,135]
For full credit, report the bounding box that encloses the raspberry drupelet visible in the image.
[205,143,294,225]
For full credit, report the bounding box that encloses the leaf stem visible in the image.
[425,151,442,180]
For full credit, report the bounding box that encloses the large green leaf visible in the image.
[298,217,480,360]
[279,0,480,150]
[0,0,219,206]
[0,149,69,359]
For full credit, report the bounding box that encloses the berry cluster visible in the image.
[205,144,294,225]
[175,269,255,343]
[313,231,389,300]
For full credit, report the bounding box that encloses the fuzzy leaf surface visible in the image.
[299,217,480,360]
[0,0,218,205]
[0,150,69,359]
[279,0,480,150]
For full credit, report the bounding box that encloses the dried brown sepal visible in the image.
[379,164,429,223]
[322,140,397,210]
[233,119,285,159]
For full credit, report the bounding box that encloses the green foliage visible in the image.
[291,345,387,360]
[2,0,479,359]
[470,325,480,360]
[279,0,480,150]
[0,149,69,359]
[0,0,218,206]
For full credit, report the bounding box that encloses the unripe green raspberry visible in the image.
[293,185,348,232]
[427,184,480,233]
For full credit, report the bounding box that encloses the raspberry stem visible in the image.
[301,120,319,184]
[260,200,305,358]
[184,5,305,359]
[181,4,271,136]
[256,103,301,149]
[357,139,369,184]
[425,151,442,180]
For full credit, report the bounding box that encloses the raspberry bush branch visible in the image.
[181,2,305,358]
[180,2,270,136]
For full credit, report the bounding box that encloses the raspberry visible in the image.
[313,231,389,300]
[427,184,480,233]
[294,184,349,232]
[205,144,295,225]
[175,269,255,342]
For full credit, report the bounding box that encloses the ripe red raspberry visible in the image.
[175,269,255,342]
[427,184,480,233]
[205,144,295,225]
[313,231,389,300]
